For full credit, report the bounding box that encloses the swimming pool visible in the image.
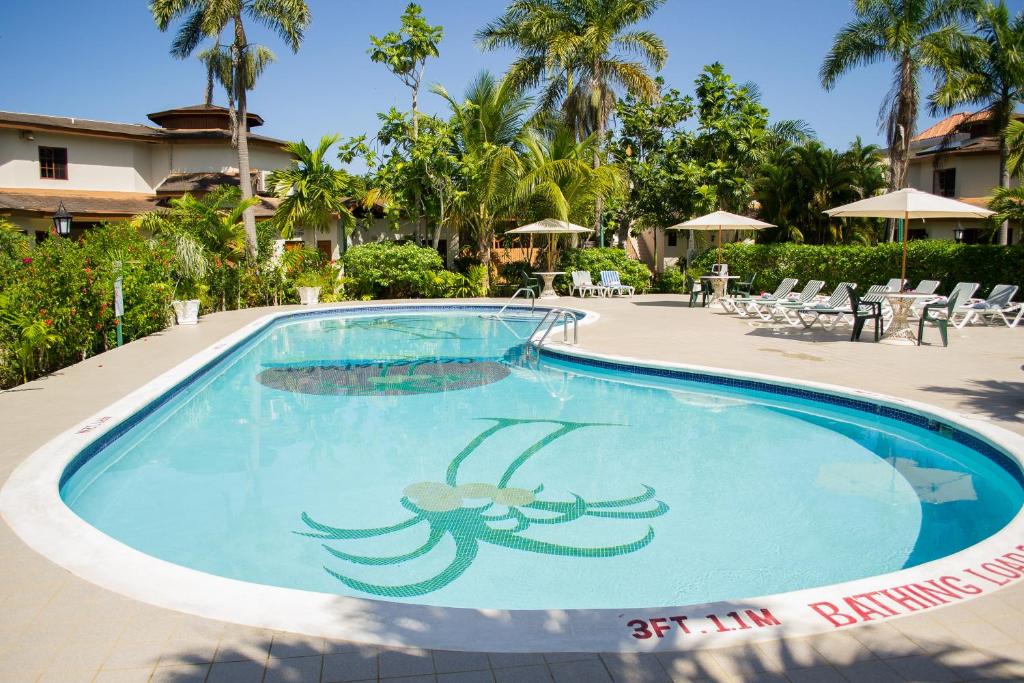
[5,304,1024,651]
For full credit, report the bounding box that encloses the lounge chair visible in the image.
[600,270,635,297]
[569,271,606,297]
[849,285,887,342]
[952,284,1022,328]
[908,280,942,318]
[748,280,825,321]
[918,291,962,347]
[885,278,907,293]
[724,278,798,315]
[789,282,857,328]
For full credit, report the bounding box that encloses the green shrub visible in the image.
[0,223,174,386]
[557,248,652,293]
[652,267,688,293]
[693,242,1024,296]
[341,241,444,299]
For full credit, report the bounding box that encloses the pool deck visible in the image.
[1,295,1022,683]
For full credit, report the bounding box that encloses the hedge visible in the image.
[557,248,653,293]
[691,242,1023,296]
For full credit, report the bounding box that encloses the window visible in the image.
[667,231,678,247]
[933,168,956,197]
[39,146,68,179]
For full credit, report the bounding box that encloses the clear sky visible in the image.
[2,0,1022,169]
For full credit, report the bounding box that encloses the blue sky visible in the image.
[2,0,1022,169]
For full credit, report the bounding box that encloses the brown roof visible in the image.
[147,104,264,129]
[913,112,985,142]
[0,110,288,147]
[156,171,261,194]
[0,189,159,217]
[912,135,1001,158]
[0,188,279,218]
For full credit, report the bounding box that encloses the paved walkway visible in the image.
[1,296,1022,683]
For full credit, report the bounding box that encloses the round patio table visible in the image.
[880,292,934,346]
[700,275,739,308]
[534,271,565,299]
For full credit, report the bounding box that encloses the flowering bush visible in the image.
[341,241,444,298]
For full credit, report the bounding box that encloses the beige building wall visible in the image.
[0,130,154,193]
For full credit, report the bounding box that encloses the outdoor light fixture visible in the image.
[52,201,72,236]
[954,227,965,243]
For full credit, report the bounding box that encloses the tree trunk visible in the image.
[618,215,631,249]
[593,72,605,248]
[476,216,491,293]
[886,54,916,243]
[233,16,258,261]
[998,135,1010,245]
[205,64,215,106]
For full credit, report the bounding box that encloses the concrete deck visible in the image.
[1,295,1022,683]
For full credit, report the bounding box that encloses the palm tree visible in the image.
[516,125,625,226]
[820,0,978,240]
[477,0,667,242]
[150,0,311,260]
[268,135,354,254]
[929,0,1024,244]
[433,72,531,288]
[1006,118,1024,176]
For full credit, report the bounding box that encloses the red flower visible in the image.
[44,319,52,326]
[22,257,32,264]
[96,323,103,330]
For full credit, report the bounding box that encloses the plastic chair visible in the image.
[918,292,961,347]
[848,285,883,342]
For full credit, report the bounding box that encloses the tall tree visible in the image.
[433,72,531,288]
[369,3,443,142]
[820,0,978,240]
[477,0,667,243]
[150,0,311,260]
[929,0,1024,244]
[268,135,355,255]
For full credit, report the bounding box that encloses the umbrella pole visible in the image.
[717,226,723,266]
[901,210,908,287]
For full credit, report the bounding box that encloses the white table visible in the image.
[880,292,934,346]
[700,275,740,307]
[534,271,565,299]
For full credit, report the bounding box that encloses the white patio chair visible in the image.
[600,270,635,297]
[569,271,606,297]
[748,280,825,321]
[727,278,799,316]
[952,284,1022,328]
[785,282,856,327]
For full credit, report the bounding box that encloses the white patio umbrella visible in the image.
[667,211,774,266]
[825,188,994,285]
[506,218,593,271]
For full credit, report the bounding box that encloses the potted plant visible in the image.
[172,280,201,325]
[295,271,323,305]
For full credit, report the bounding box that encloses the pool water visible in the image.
[61,310,1024,609]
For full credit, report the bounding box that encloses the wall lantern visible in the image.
[52,201,72,236]
[954,227,965,243]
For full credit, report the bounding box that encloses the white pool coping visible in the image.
[2,302,1023,653]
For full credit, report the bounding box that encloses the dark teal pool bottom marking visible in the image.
[257,358,510,396]
[298,417,669,598]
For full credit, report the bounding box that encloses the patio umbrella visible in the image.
[824,188,994,285]
[506,218,593,271]
[667,211,774,267]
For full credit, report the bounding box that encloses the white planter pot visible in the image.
[297,287,321,306]
[171,299,200,325]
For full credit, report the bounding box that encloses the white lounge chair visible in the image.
[788,282,857,328]
[952,284,1022,328]
[725,278,799,315]
[908,280,942,318]
[748,280,825,321]
[600,270,635,297]
[796,284,889,331]
[885,278,907,292]
[569,271,606,297]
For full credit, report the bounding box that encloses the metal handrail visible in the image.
[493,288,536,317]
[530,308,577,348]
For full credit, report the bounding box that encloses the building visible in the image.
[0,105,440,260]
[903,110,1020,244]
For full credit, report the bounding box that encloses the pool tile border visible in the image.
[3,302,1024,654]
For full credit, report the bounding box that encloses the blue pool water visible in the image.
[61,309,1023,609]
